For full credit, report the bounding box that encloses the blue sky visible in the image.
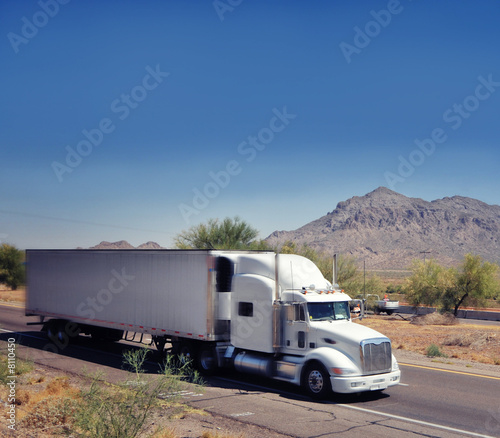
[1,0,499,249]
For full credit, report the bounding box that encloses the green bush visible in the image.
[0,244,25,290]
[426,344,448,358]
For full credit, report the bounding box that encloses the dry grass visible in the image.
[0,360,243,438]
[0,367,80,437]
[357,314,500,365]
[201,432,245,438]
[0,286,26,303]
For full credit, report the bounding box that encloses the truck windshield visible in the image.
[308,302,350,321]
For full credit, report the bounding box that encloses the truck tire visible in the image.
[198,346,217,374]
[302,362,331,399]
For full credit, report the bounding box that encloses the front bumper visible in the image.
[331,370,401,394]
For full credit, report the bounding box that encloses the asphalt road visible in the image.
[1,303,499,438]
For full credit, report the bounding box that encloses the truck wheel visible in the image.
[303,363,331,399]
[198,346,217,374]
[374,308,381,315]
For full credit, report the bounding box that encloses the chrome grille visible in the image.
[360,338,392,375]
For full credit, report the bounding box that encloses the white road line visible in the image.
[338,404,496,438]
[216,376,494,437]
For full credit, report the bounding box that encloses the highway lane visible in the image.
[347,363,500,437]
[1,304,499,437]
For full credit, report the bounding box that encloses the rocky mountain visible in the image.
[89,240,164,250]
[137,241,163,249]
[266,187,500,269]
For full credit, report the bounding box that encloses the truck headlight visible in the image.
[332,367,358,376]
[392,359,399,371]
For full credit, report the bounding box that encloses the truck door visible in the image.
[283,303,308,352]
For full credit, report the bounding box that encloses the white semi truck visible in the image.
[26,249,400,398]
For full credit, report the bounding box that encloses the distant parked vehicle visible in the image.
[358,294,399,315]
[374,294,399,315]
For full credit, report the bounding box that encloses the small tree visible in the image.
[336,253,362,295]
[365,274,384,295]
[442,254,499,316]
[174,217,268,250]
[0,244,25,290]
[405,258,452,308]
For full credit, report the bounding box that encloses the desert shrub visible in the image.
[19,396,78,432]
[426,344,448,358]
[75,348,201,438]
[410,312,458,326]
[444,332,496,349]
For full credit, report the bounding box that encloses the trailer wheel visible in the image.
[386,310,394,316]
[46,320,75,348]
[303,362,331,399]
[198,346,217,374]
[47,322,65,344]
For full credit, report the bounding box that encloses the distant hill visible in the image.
[266,187,500,269]
[89,240,164,250]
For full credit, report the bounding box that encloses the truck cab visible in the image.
[222,252,401,398]
[280,288,399,396]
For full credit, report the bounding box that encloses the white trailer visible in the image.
[26,249,400,398]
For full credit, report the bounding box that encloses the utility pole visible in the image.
[363,260,366,299]
[420,250,431,263]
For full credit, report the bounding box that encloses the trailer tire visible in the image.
[198,346,217,374]
[386,310,394,316]
[47,322,65,344]
[302,362,331,399]
[46,320,75,348]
